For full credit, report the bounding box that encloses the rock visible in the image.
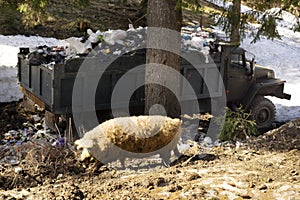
[202,136,213,146]
[227,182,236,187]
[14,167,23,173]
[267,177,274,183]
[34,123,43,130]
[239,193,252,199]
[289,177,297,181]
[249,182,255,188]
[155,177,167,187]
[142,180,154,189]
[198,153,217,161]
[186,172,201,181]
[258,184,268,190]
[168,185,183,192]
[56,174,63,179]
[291,170,299,176]
[213,139,223,146]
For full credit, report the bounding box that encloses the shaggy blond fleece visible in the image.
[75,115,181,165]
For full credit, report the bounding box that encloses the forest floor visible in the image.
[0,102,299,199]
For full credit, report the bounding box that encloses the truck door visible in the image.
[226,53,253,103]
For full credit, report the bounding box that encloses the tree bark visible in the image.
[230,0,241,43]
[145,0,182,118]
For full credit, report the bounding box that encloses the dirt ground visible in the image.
[0,101,28,138]
[0,102,299,199]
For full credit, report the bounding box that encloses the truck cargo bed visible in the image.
[18,50,223,114]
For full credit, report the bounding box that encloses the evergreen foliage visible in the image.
[18,0,49,28]
[217,0,299,43]
[1,0,298,40]
[181,0,201,13]
[17,0,90,28]
[216,107,259,141]
[251,14,281,43]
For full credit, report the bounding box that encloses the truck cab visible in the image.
[220,44,291,128]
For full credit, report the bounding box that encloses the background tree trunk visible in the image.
[145,0,182,118]
[230,0,241,43]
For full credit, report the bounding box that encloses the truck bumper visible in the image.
[242,79,291,109]
[257,79,291,100]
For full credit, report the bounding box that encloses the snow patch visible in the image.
[0,35,61,102]
[0,66,23,102]
[206,0,253,13]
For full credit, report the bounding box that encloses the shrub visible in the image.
[216,107,259,141]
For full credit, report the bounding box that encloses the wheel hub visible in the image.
[257,108,269,124]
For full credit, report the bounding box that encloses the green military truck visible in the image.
[17,43,290,135]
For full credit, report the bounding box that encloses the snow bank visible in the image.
[0,65,23,102]
[0,35,60,48]
[0,35,60,102]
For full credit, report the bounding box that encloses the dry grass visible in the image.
[0,142,83,190]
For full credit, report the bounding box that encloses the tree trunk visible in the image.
[145,0,182,118]
[230,0,241,43]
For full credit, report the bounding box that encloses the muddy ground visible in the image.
[0,102,299,199]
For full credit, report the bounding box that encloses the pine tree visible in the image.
[218,0,299,43]
[145,0,182,118]
[18,0,49,28]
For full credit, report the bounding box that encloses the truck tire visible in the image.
[249,96,275,129]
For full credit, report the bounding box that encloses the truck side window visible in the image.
[230,54,243,68]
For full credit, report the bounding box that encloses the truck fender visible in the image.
[242,79,291,110]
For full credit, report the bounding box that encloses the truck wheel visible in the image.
[249,96,275,129]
